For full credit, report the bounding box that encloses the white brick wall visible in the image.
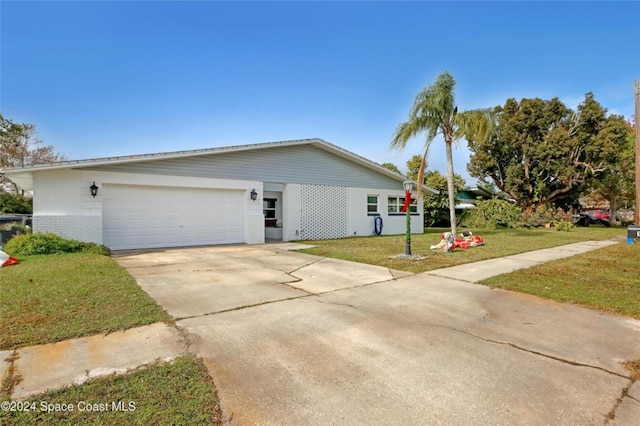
[34,215,103,245]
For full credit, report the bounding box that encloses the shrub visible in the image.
[520,205,577,229]
[554,220,575,232]
[3,233,110,257]
[520,205,557,228]
[460,198,522,229]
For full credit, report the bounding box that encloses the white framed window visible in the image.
[388,196,417,214]
[367,195,379,214]
[263,198,277,227]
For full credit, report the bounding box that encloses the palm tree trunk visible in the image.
[445,139,457,235]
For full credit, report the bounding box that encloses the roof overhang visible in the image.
[1,138,438,195]
[2,172,34,191]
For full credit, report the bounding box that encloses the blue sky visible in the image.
[2,1,639,185]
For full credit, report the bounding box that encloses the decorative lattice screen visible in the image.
[300,184,348,240]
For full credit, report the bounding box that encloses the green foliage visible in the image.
[467,94,632,211]
[4,233,110,257]
[0,193,32,214]
[460,198,522,228]
[422,170,465,226]
[554,220,574,232]
[519,205,576,229]
[519,204,558,227]
[381,162,402,175]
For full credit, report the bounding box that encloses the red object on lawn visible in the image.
[0,250,19,267]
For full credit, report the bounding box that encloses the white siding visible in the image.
[346,187,423,237]
[31,170,264,248]
[89,144,403,190]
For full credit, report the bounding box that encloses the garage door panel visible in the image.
[103,184,244,250]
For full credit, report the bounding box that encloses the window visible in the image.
[388,196,417,214]
[367,195,378,214]
[263,198,277,227]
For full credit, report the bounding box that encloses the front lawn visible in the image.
[298,227,623,274]
[0,252,171,350]
[481,242,640,319]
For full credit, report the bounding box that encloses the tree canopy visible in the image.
[380,162,402,175]
[466,93,631,211]
[1,114,64,194]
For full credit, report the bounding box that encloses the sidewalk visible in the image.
[425,239,620,282]
[0,239,628,403]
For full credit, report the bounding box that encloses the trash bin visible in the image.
[627,225,640,244]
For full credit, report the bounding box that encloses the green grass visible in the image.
[0,252,171,350]
[481,242,640,319]
[0,355,222,425]
[298,227,624,274]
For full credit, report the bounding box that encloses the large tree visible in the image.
[391,71,494,235]
[585,118,635,221]
[1,114,64,194]
[467,93,628,211]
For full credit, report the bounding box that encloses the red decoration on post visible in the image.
[400,191,412,213]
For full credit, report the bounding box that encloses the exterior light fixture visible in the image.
[90,182,99,198]
[403,179,414,194]
[250,189,258,201]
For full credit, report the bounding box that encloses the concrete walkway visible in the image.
[1,239,638,425]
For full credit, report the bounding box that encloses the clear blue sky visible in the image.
[2,1,639,185]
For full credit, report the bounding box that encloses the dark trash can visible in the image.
[627,225,640,244]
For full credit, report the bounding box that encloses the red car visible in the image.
[585,210,610,226]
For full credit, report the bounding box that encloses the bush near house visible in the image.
[3,233,110,257]
[0,193,32,215]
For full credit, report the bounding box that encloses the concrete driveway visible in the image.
[115,244,640,425]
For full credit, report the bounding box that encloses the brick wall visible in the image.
[33,215,103,244]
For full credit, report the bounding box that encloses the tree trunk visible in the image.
[445,139,457,235]
[609,194,618,225]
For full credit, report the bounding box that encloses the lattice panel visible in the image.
[300,184,348,240]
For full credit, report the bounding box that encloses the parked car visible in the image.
[584,209,610,226]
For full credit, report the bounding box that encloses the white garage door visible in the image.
[103,184,244,250]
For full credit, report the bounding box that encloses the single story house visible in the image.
[3,138,437,250]
[455,186,496,210]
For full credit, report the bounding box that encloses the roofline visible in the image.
[2,138,438,195]
[0,138,321,173]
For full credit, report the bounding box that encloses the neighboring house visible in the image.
[3,138,437,250]
[455,186,495,210]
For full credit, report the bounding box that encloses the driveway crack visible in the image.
[454,328,629,379]
[311,299,358,310]
[175,294,316,321]
[286,258,323,275]
[604,379,637,424]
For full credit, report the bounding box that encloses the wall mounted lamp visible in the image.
[250,189,258,201]
[90,182,99,198]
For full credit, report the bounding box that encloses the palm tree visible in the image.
[391,71,494,235]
